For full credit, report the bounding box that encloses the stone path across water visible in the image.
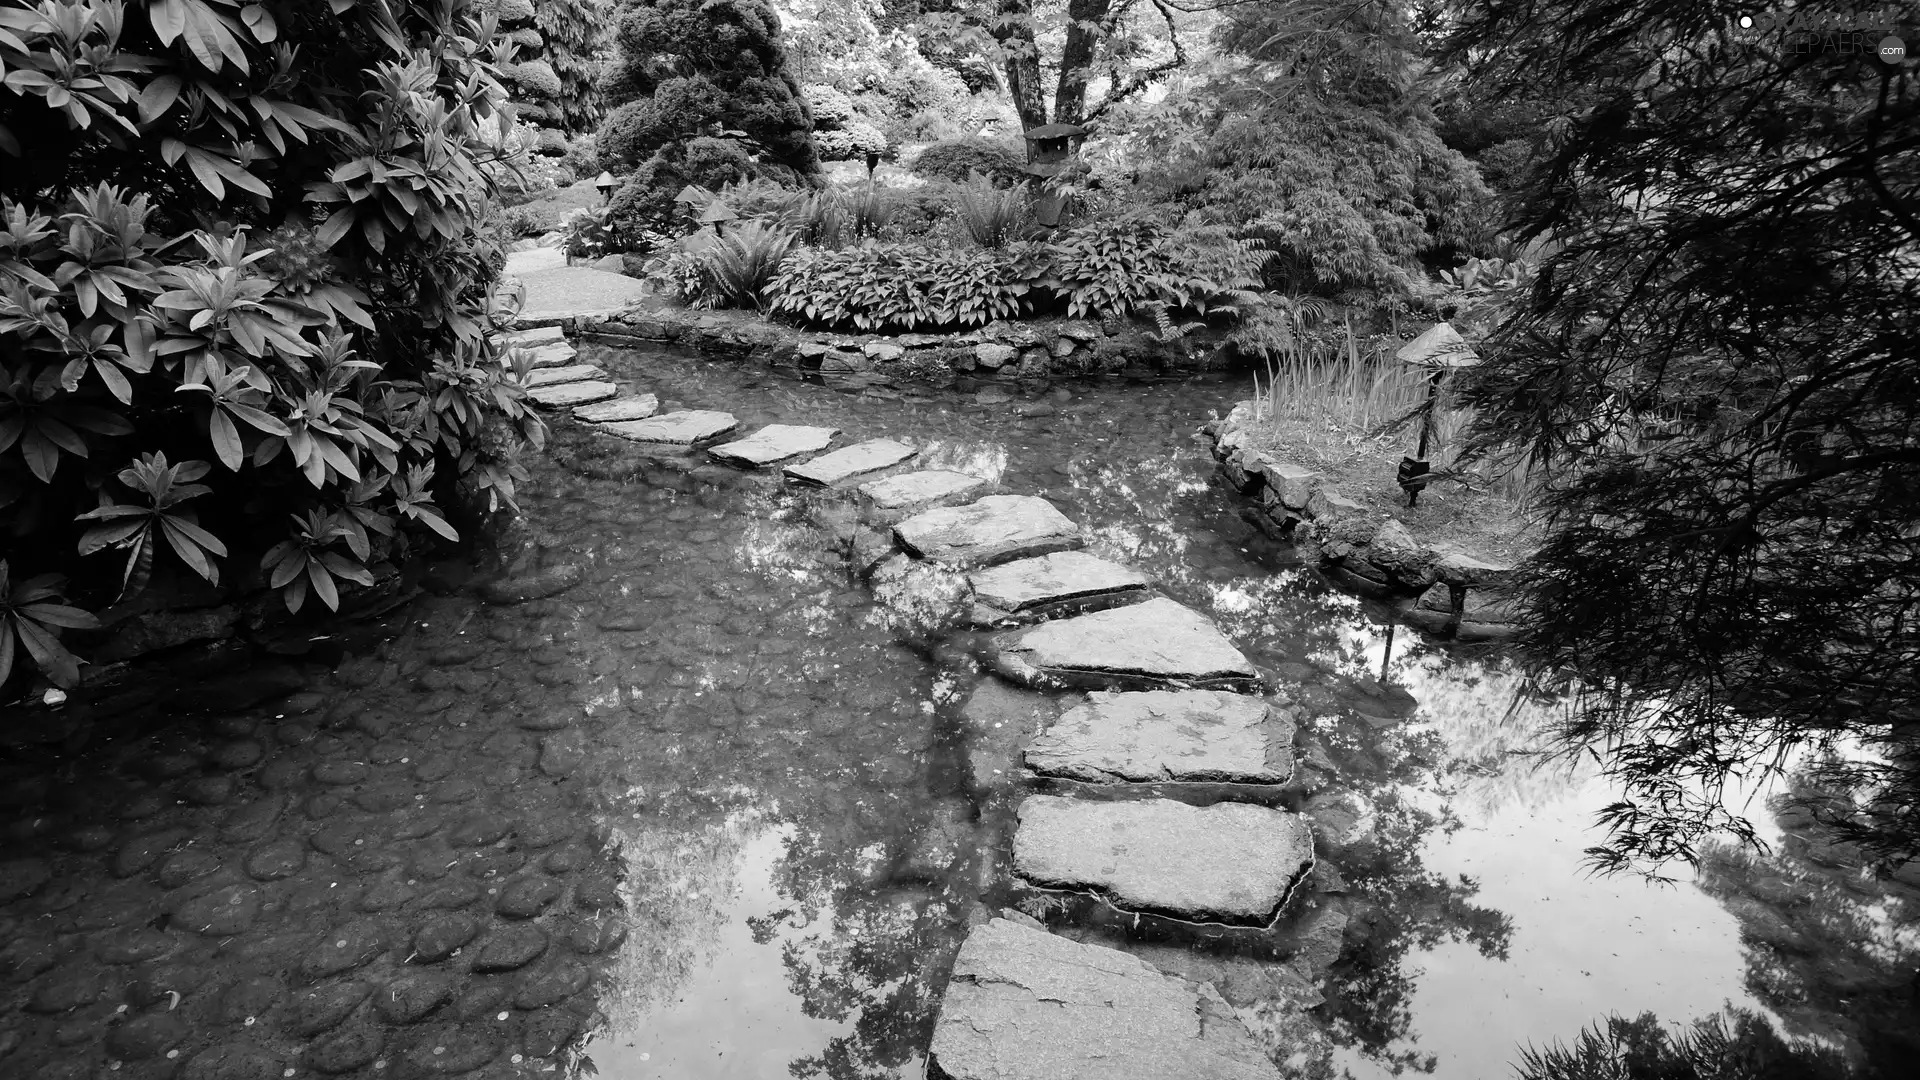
[503,320,1320,1077]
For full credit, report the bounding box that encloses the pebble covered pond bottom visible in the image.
[1,341,1905,1080]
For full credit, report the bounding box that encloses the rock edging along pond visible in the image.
[1201,400,1524,643]
[530,294,1225,383]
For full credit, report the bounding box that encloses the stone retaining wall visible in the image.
[1200,401,1524,643]
[550,303,1229,382]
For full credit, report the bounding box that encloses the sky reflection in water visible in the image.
[535,346,1804,1079]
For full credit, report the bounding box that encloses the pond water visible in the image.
[2,339,1873,1080]
[503,342,1786,1079]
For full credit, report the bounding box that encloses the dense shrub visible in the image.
[766,245,1036,331]
[1040,216,1264,321]
[804,84,856,128]
[813,120,888,162]
[606,137,772,248]
[910,138,1028,187]
[760,215,1265,332]
[0,0,542,690]
[600,0,818,177]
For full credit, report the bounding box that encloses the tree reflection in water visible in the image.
[1313,713,1516,1074]
[1695,777,1920,1075]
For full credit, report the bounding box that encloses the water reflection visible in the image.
[515,344,1807,1079]
[1697,780,1920,1073]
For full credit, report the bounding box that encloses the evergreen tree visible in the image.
[597,0,817,176]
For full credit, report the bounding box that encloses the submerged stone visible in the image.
[572,394,659,423]
[989,596,1262,691]
[600,409,739,446]
[894,494,1082,570]
[783,438,918,486]
[929,918,1279,1080]
[527,380,618,409]
[708,424,839,467]
[1012,795,1313,923]
[969,550,1150,619]
[1024,689,1295,784]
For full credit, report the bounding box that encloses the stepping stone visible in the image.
[599,410,738,447]
[519,341,578,368]
[505,248,566,276]
[970,551,1150,624]
[526,364,604,388]
[527,380,617,409]
[513,266,649,328]
[929,918,1279,1080]
[855,470,991,524]
[783,438,918,487]
[894,495,1082,570]
[504,326,565,348]
[1013,795,1313,923]
[572,394,658,424]
[1024,689,1295,784]
[708,424,839,468]
[989,596,1262,691]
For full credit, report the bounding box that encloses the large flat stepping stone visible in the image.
[573,394,658,423]
[930,918,1279,1080]
[894,495,1082,570]
[783,438,918,487]
[504,326,564,348]
[1025,690,1295,784]
[527,380,617,409]
[708,424,839,468]
[855,470,991,524]
[989,596,1261,691]
[526,364,605,388]
[505,247,566,276]
[514,266,649,328]
[1014,795,1313,923]
[599,410,738,447]
[520,341,578,368]
[970,551,1150,624]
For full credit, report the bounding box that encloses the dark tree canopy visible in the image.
[598,0,817,176]
[1445,1,1920,873]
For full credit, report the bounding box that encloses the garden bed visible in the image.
[1202,401,1538,642]
[551,298,1229,383]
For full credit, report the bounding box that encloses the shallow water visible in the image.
[0,340,1860,1079]
[511,342,1793,1078]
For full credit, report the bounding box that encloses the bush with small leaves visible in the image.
[909,138,1027,187]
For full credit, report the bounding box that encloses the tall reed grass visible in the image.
[1249,317,1543,510]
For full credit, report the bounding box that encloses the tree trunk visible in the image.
[995,0,1047,146]
[1052,0,1112,128]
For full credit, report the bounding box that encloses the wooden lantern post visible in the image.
[1392,322,1481,508]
